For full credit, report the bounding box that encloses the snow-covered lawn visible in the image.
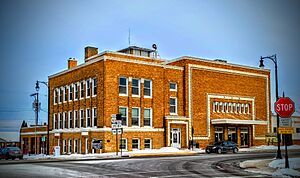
[240,145,300,152]
[269,158,300,177]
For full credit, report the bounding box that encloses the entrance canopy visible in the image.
[211,119,267,125]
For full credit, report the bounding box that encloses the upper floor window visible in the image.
[74,83,78,100]
[93,108,97,127]
[170,97,177,114]
[86,108,91,127]
[53,113,57,129]
[119,107,128,126]
[86,79,91,98]
[144,79,152,97]
[63,86,67,102]
[59,88,63,103]
[144,108,152,127]
[69,84,73,101]
[132,108,140,126]
[119,77,128,95]
[54,89,58,104]
[68,111,73,128]
[132,78,140,96]
[170,82,177,91]
[80,81,84,99]
[92,78,97,96]
[74,110,78,128]
[80,109,84,128]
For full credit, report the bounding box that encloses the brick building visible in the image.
[20,123,48,154]
[48,46,271,154]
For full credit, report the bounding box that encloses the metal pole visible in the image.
[120,128,122,157]
[285,134,289,168]
[116,130,118,156]
[274,55,282,159]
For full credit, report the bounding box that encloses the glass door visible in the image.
[215,127,224,142]
[171,128,181,148]
[240,127,249,147]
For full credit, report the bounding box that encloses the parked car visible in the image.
[205,141,238,154]
[0,148,4,159]
[1,147,23,160]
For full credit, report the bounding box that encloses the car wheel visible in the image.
[217,148,222,154]
[205,148,210,154]
[233,147,238,153]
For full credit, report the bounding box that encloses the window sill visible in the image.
[144,96,152,99]
[170,113,178,116]
[132,95,140,98]
[119,94,128,97]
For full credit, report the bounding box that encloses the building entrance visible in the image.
[215,127,224,142]
[171,128,181,148]
[240,127,249,147]
[228,127,237,143]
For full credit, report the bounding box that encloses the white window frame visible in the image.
[74,139,78,154]
[225,102,228,113]
[79,139,82,154]
[229,103,233,113]
[80,109,84,128]
[143,79,152,98]
[63,112,66,129]
[85,138,88,154]
[143,108,152,127]
[63,139,66,154]
[170,97,177,115]
[69,84,73,101]
[216,102,220,113]
[74,82,78,101]
[132,138,140,150]
[92,78,97,97]
[119,138,127,151]
[53,113,57,130]
[74,110,78,128]
[119,107,128,126]
[119,77,128,96]
[220,102,224,113]
[54,88,58,105]
[68,139,72,154]
[58,87,63,104]
[63,86,67,103]
[86,79,91,98]
[132,78,140,97]
[80,81,85,99]
[86,108,91,127]
[68,111,73,129]
[132,107,140,127]
[92,107,97,127]
[144,138,152,150]
[58,113,61,129]
[170,82,177,91]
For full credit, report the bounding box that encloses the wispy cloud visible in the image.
[0,132,19,141]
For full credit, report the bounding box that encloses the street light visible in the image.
[259,54,282,159]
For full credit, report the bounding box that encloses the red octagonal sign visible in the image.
[275,97,295,118]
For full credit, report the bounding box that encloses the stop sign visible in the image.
[275,97,295,118]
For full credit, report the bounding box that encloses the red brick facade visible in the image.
[48,47,271,154]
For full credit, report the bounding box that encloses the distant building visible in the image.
[20,121,48,154]
[48,45,271,154]
[0,138,20,148]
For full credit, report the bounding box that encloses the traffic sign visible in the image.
[278,127,294,134]
[275,97,295,118]
[280,118,292,127]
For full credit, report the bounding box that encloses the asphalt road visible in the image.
[0,151,299,178]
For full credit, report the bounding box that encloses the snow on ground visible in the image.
[240,145,300,152]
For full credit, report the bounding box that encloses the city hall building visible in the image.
[48,46,271,154]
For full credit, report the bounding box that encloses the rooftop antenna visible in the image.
[128,28,131,46]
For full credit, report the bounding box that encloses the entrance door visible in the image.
[171,128,181,148]
[228,127,237,143]
[240,127,249,147]
[215,127,224,142]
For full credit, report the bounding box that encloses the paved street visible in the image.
[0,151,299,178]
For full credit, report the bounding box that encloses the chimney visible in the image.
[68,58,77,69]
[85,46,98,60]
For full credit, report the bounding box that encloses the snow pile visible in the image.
[240,145,300,152]
[23,154,52,160]
[269,158,300,177]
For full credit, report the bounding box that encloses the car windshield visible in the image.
[214,141,223,146]
[7,147,20,151]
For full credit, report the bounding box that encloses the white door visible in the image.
[171,128,181,148]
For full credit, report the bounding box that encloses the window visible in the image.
[68,139,72,153]
[229,103,233,113]
[63,140,66,153]
[93,108,97,127]
[220,102,224,113]
[144,139,152,149]
[80,81,84,99]
[58,113,62,129]
[59,88,63,103]
[144,79,152,97]
[74,110,78,128]
[119,77,128,95]
[69,84,73,101]
[170,83,177,91]
[53,113,57,129]
[242,104,245,114]
[132,78,140,96]
[86,109,91,127]
[296,128,300,133]
[170,97,177,114]
[119,138,127,150]
[80,109,84,128]
[74,140,78,153]
[119,107,128,126]
[86,79,91,98]
[54,89,58,104]
[132,108,140,126]
[225,103,228,113]
[64,112,68,129]
[144,108,152,127]
[92,78,97,96]
[64,86,67,102]
[212,102,216,113]
[74,83,78,100]
[69,111,73,128]
[132,139,140,150]
[216,102,220,113]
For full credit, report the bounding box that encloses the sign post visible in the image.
[275,94,295,169]
[111,114,123,156]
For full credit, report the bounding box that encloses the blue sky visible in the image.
[0,0,299,141]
